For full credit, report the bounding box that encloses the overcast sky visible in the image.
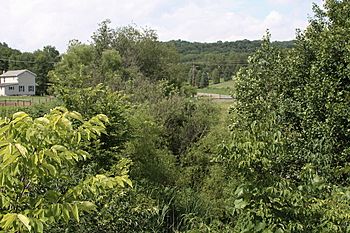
[0,0,323,52]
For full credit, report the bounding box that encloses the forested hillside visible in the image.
[165,39,294,87]
[1,0,350,232]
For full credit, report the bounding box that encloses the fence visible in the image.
[0,97,54,107]
[196,93,233,100]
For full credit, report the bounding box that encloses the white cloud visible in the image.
[264,11,283,26]
[0,0,163,52]
[155,2,306,42]
[267,0,296,4]
[0,0,318,52]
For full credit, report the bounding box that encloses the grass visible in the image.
[197,79,234,95]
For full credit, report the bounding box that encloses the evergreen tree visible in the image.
[199,71,209,88]
[211,68,220,84]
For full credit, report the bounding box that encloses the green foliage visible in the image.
[0,107,131,232]
[56,84,131,171]
[222,0,350,231]
[49,44,97,90]
[199,71,209,88]
[167,39,294,88]
[211,68,220,84]
[0,99,61,118]
[153,97,219,156]
[126,106,177,185]
[32,46,60,95]
[47,184,168,233]
[50,21,187,97]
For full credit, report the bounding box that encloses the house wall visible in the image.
[5,71,36,96]
[0,87,5,96]
[3,85,19,96]
[0,77,18,84]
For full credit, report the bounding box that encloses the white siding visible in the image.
[0,71,36,96]
[4,85,19,96]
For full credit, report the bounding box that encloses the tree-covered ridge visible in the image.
[167,39,294,55]
[164,39,294,88]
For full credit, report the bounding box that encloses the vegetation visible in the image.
[167,38,294,88]
[0,0,350,232]
[197,79,234,95]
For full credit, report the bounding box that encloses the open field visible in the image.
[197,79,234,95]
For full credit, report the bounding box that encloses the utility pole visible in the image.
[192,62,195,86]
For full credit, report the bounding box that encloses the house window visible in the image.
[9,86,14,91]
[28,86,34,92]
[19,86,25,92]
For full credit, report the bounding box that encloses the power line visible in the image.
[0,57,248,67]
[181,61,248,66]
[0,57,57,64]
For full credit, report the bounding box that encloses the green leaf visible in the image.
[1,147,18,169]
[42,163,57,176]
[123,177,133,188]
[17,214,31,231]
[32,219,43,233]
[234,198,248,209]
[12,112,28,120]
[34,117,50,125]
[71,204,79,223]
[275,228,284,233]
[0,213,17,229]
[0,125,10,135]
[77,132,81,143]
[62,206,70,222]
[15,143,28,157]
[79,201,96,212]
[68,111,83,121]
[255,222,266,231]
[51,145,67,152]
[52,204,61,217]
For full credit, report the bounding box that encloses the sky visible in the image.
[0,0,323,52]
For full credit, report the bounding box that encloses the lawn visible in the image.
[197,79,234,95]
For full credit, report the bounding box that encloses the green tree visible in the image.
[194,70,202,87]
[49,44,97,91]
[32,46,60,95]
[199,71,209,88]
[0,108,131,232]
[91,19,113,55]
[211,68,220,84]
[56,84,131,170]
[224,0,350,231]
[223,66,232,81]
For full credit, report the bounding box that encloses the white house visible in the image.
[0,69,36,96]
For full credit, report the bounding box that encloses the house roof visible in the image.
[0,69,37,77]
[0,83,19,87]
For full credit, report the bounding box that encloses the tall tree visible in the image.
[199,71,209,88]
[211,68,220,84]
[33,46,60,95]
[226,0,350,231]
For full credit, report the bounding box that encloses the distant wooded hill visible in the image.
[167,39,294,55]
[165,39,294,63]
[163,39,295,87]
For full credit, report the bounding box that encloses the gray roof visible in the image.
[0,83,19,87]
[0,69,36,77]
